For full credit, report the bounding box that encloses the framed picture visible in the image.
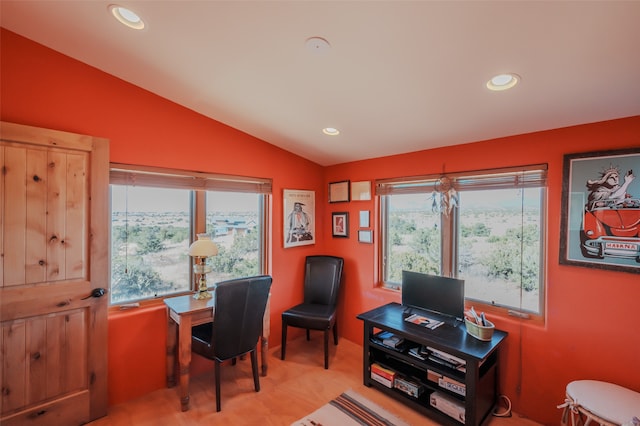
[358,230,373,244]
[559,148,639,273]
[351,181,371,201]
[332,212,349,238]
[329,180,350,203]
[359,210,370,228]
[284,189,315,248]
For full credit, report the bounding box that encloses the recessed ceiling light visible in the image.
[305,37,331,53]
[487,73,520,91]
[109,4,145,30]
[322,127,340,136]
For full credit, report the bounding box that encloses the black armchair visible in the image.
[281,255,344,369]
[191,275,272,412]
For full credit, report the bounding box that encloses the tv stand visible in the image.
[357,303,507,426]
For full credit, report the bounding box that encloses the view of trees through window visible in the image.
[386,194,441,283]
[458,188,542,313]
[111,186,190,304]
[110,186,261,304]
[384,186,543,314]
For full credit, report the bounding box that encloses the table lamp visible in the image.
[188,233,218,299]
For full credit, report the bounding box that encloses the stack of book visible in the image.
[408,345,428,360]
[427,369,466,396]
[373,331,405,350]
[427,346,466,372]
[370,363,396,388]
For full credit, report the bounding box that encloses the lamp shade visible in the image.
[188,233,218,257]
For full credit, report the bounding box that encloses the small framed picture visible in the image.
[351,181,371,201]
[358,230,373,244]
[359,210,370,228]
[332,212,349,238]
[329,180,350,203]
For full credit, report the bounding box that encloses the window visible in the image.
[110,185,191,303]
[458,187,543,313]
[110,164,271,305]
[378,165,547,318]
[206,191,262,282]
[383,193,442,285]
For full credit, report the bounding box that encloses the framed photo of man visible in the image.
[284,189,316,248]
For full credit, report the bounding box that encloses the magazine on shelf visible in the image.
[383,335,405,348]
[372,331,405,349]
[408,346,427,360]
[404,313,444,330]
[427,346,466,367]
[428,355,462,371]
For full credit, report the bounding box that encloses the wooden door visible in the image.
[0,121,109,425]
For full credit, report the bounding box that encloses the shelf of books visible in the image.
[368,331,474,424]
[358,303,506,426]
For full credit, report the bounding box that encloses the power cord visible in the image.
[492,394,512,418]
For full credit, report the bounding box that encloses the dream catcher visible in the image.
[430,175,458,216]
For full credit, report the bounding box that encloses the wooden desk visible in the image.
[164,293,270,411]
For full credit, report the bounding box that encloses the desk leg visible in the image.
[166,316,177,388]
[178,315,193,412]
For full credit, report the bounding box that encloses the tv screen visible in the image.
[401,270,465,323]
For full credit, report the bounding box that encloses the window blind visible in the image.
[110,163,272,194]
[376,164,547,195]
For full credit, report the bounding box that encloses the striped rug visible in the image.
[291,390,410,426]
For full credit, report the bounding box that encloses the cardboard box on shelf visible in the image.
[429,391,465,424]
[371,371,393,388]
[371,363,396,381]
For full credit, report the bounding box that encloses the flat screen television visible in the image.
[401,270,465,324]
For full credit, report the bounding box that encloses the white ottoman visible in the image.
[558,380,640,426]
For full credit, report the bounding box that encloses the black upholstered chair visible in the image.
[281,255,344,369]
[191,275,272,412]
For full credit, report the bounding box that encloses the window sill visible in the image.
[108,292,192,315]
[466,301,545,326]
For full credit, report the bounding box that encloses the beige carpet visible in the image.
[291,389,410,426]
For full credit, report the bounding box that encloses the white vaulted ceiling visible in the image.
[2,1,639,166]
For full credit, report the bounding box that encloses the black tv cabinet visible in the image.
[357,303,507,426]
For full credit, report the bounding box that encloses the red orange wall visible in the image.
[325,118,640,424]
[1,28,327,406]
[2,29,639,424]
